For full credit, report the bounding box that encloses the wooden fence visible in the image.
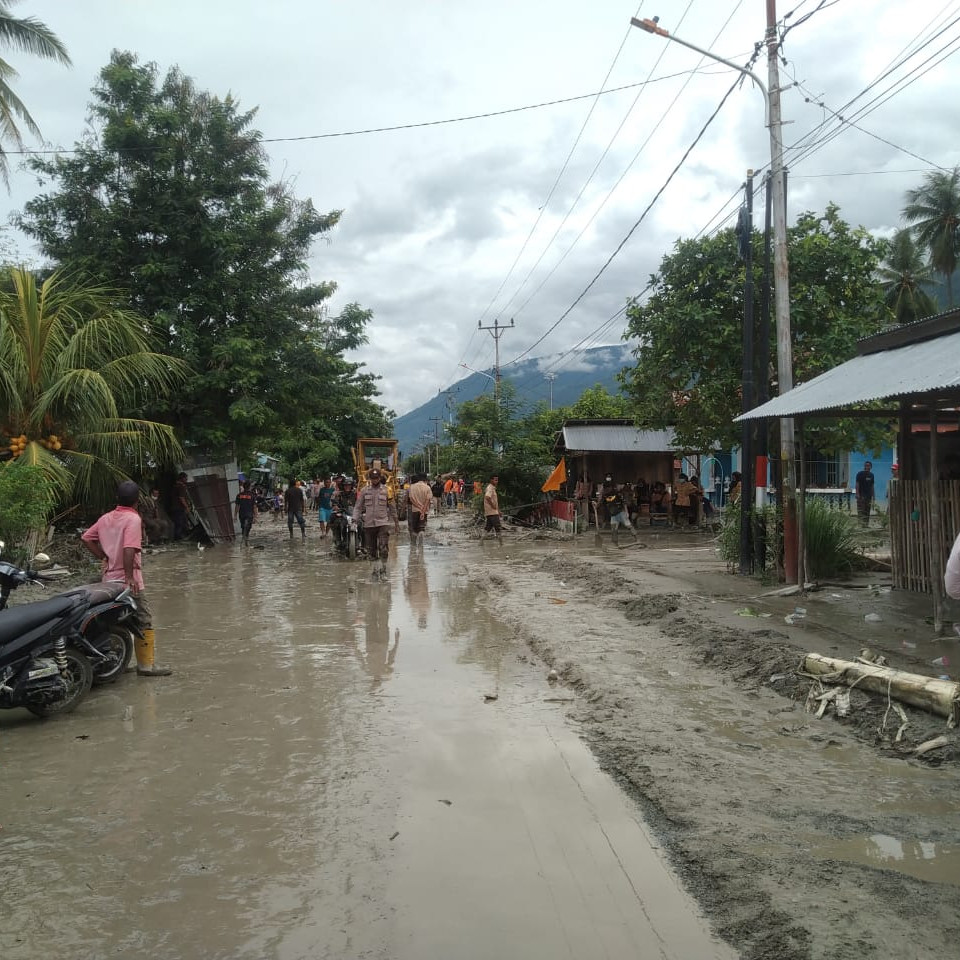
[889,479,960,593]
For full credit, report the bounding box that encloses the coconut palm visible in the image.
[0,267,188,506]
[877,229,938,325]
[902,165,960,307]
[0,1,71,186]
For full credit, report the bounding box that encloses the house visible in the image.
[554,419,678,491]
[736,308,960,625]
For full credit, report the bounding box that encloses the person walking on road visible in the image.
[234,480,258,545]
[285,479,307,539]
[81,480,172,676]
[481,474,503,544]
[407,472,433,543]
[855,461,875,526]
[353,468,399,578]
[602,479,638,546]
[317,477,335,538]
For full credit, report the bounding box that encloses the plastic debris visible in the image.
[784,612,806,625]
[931,655,950,668]
[864,613,883,623]
[736,607,771,618]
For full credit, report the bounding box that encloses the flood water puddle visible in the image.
[0,538,732,959]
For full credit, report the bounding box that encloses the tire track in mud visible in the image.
[466,545,960,960]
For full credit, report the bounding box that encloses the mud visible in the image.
[466,520,960,959]
[0,520,732,960]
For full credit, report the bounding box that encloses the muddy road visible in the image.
[0,529,731,960]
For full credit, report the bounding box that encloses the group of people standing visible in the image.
[575,473,718,531]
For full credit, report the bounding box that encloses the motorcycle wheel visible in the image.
[347,530,357,560]
[26,648,93,718]
[92,628,135,685]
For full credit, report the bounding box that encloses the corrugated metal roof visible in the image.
[562,424,676,452]
[736,330,960,421]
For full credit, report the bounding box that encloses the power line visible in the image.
[2,69,725,159]
[472,1,651,330]
[504,67,748,368]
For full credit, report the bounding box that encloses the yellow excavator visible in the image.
[352,438,402,504]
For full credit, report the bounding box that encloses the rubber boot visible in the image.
[612,529,619,547]
[136,629,172,677]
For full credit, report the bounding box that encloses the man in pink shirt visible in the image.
[81,480,172,676]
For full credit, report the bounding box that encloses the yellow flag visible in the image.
[541,458,567,492]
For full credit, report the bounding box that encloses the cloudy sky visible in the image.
[5,1,960,415]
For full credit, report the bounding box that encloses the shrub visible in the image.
[717,497,864,580]
[0,462,55,564]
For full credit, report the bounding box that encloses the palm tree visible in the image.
[877,229,938,324]
[0,1,70,185]
[902,166,960,307]
[0,267,188,506]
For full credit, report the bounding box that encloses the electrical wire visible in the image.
[472,1,650,330]
[504,68,749,368]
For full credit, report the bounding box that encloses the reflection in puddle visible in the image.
[810,833,960,886]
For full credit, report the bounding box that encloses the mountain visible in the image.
[392,343,633,461]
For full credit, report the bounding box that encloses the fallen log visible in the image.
[802,653,960,723]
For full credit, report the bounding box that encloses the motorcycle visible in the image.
[331,508,363,560]
[0,554,138,686]
[0,588,94,718]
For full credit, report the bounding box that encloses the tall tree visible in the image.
[0,0,70,185]
[18,51,388,459]
[0,267,186,506]
[877,229,938,324]
[622,204,892,454]
[902,165,960,307]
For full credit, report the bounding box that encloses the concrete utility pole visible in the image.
[765,0,799,583]
[478,317,514,408]
[631,6,799,582]
[546,373,556,410]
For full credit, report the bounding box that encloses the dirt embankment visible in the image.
[463,522,960,960]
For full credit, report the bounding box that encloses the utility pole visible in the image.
[632,7,798,581]
[766,0,798,583]
[738,170,755,575]
[477,317,514,408]
[546,373,556,410]
[429,416,442,472]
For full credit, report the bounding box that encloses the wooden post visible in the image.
[929,408,944,633]
[797,418,806,588]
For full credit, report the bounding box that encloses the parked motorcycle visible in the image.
[0,554,138,685]
[0,588,94,718]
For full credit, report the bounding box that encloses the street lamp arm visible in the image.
[630,17,768,125]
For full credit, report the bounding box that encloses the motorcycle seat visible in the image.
[0,594,88,645]
[59,581,127,605]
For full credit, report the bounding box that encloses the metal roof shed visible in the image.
[734,309,960,625]
[555,420,678,489]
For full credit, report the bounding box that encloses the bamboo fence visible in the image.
[890,479,960,593]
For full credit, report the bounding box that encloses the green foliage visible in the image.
[0,462,54,561]
[801,499,865,579]
[18,51,390,462]
[445,384,555,514]
[622,203,894,454]
[0,2,71,186]
[0,267,185,507]
[717,499,864,581]
[876,229,938,324]
[902,165,960,307]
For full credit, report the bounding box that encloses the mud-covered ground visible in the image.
[462,515,960,960]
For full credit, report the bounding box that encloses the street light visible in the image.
[459,362,496,384]
[630,9,799,583]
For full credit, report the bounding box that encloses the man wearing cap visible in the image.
[353,469,399,578]
[81,480,172,676]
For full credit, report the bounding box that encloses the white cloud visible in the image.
[5,0,959,417]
